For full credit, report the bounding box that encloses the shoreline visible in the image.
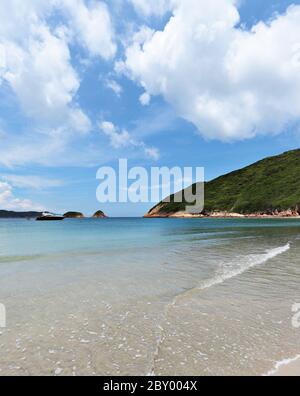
[144,213,300,219]
[266,355,300,376]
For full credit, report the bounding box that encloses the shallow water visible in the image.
[0,218,299,375]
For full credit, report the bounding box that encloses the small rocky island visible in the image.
[63,211,108,218]
[63,212,85,219]
[0,210,108,219]
[92,210,107,218]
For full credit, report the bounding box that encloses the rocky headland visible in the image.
[144,149,300,219]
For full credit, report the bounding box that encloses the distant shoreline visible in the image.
[0,210,108,219]
[144,211,300,219]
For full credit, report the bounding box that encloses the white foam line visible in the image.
[264,354,300,376]
[200,243,290,291]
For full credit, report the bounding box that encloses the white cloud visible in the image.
[0,0,117,138]
[139,92,151,106]
[61,0,116,60]
[2,24,91,133]
[99,120,160,160]
[0,0,116,59]
[100,121,131,148]
[0,181,43,211]
[1,175,64,190]
[120,0,300,141]
[105,78,123,97]
[0,0,53,41]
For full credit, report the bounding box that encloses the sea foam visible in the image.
[200,243,290,291]
[265,354,300,376]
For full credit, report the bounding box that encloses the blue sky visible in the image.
[1,0,300,217]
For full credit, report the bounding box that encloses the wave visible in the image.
[200,243,290,291]
[148,243,291,375]
[264,354,300,376]
[168,243,291,307]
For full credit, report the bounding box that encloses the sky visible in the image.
[1,0,300,217]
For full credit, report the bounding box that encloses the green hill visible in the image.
[146,149,300,217]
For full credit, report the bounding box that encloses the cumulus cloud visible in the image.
[99,120,160,160]
[1,25,91,133]
[0,181,43,211]
[61,0,116,60]
[0,0,116,136]
[0,0,52,41]
[0,0,116,59]
[120,0,300,141]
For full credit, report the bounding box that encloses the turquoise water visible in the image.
[0,218,300,375]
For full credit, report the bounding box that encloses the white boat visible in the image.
[36,212,64,221]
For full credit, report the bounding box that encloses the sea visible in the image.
[0,218,299,376]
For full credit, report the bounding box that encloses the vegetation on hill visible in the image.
[147,149,300,216]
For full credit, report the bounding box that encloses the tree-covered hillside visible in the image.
[147,149,300,216]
